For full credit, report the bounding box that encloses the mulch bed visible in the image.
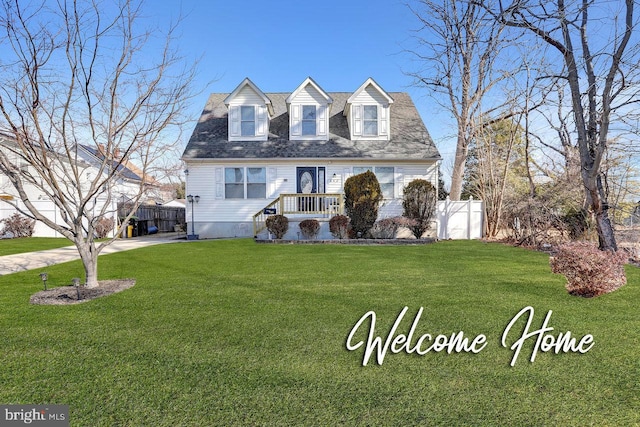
[30,279,135,305]
[255,238,437,245]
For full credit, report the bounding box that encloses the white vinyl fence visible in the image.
[436,197,484,240]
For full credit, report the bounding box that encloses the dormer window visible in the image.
[302,106,317,136]
[287,77,333,141]
[346,78,394,141]
[224,78,273,142]
[241,106,256,136]
[363,106,378,136]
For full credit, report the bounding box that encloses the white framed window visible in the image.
[247,167,266,199]
[353,166,394,199]
[225,167,266,199]
[363,106,378,136]
[225,167,244,199]
[241,106,255,136]
[302,105,317,136]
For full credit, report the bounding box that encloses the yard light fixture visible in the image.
[187,194,200,240]
[39,272,48,290]
[72,277,81,300]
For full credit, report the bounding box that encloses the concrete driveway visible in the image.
[0,235,184,276]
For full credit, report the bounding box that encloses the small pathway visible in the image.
[0,234,185,276]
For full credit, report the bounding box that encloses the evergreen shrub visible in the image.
[344,171,382,238]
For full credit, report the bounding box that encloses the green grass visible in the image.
[0,237,73,256]
[0,239,639,426]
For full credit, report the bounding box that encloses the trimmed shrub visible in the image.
[266,214,289,239]
[344,171,383,238]
[299,219,320,239]
[550,242,627,297]
[94,216,115,238]
[1,213,35,238]
[329,215,350,239]
[371,218,399,239]
[371,217,420,239]
[402,179,437,238]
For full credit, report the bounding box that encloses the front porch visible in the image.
[253,193,344,237]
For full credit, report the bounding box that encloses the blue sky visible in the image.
[157,0,455,180]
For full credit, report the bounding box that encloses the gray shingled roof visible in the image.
[79,144,143,182]
[183,92,440,161]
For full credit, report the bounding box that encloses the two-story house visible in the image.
[182,77,441,239]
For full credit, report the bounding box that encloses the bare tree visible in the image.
[405,0,509,200]
[489,0,640,250]
[0,0,196,287]
[465,119,528,237]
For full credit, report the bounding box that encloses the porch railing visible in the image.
[253,193,344,237]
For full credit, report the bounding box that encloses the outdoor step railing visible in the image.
[253,193,344,237]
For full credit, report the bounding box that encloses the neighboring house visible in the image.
[163,199,186,208]
[182,77,441,239]
[76,144,164,204]
[0,136,160,237]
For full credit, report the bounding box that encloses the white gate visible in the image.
[437,198,484,240]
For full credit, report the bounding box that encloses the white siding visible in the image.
[295,86,328,104]
[402,165,437,188]
[184,161,437,228]
[351,86,390,105]
[229,85,267,105]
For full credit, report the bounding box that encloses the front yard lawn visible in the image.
[0,239,638,426]
[0,237,73,256]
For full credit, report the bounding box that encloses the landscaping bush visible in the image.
[370,218,399,239]
[266,214,289,239]
[369,217,417,239]
[562,207,590,240]
[1,213,35,238]
[344,171,383,238]
[550,241,627,297]
[329,215,350,239]
[94,216,115,238]
[402,179,437,238]
[299,219,320,239]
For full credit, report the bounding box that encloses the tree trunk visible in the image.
[584,174,617,251]
[449,130,469,201]
[76,240,100,288]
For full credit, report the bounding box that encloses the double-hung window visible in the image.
[302,105,317,136]
[225,167,266,199]
[353,166,394,199]
[241,106,256,137]
[363,105,378,136]
[225,167,245,199]
[247,167,266,198]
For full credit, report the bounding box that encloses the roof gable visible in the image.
[286,77,333,105]
[347,77,394,105]
[224,77,274,116]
